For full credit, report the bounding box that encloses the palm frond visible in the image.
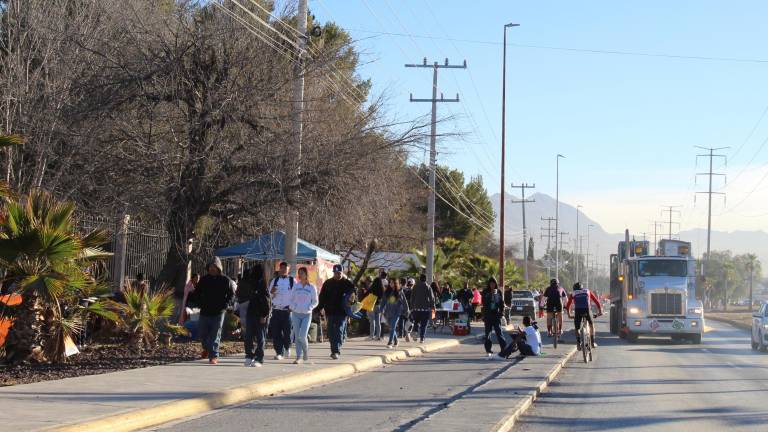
[0,134,23,147]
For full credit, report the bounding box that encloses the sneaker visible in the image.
[367,336,374,341]
[592,341,598,348]
[293,359,303,365]
[244,358,253,367]
[486,352,493,359]
[387,344,393,349]
[420,338,425,344]
[274,354,284,360]
[200,350,208,359]
[405,334,412,342]
[331,353,339,360]
[209,358,218,365]
[576,343,582,351]
[254,361,263,368]
[285,348,291,357]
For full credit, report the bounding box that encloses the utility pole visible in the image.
[661,205,682,239]
[586,224,594,289]
[500,23,519,295]
[555,154,565,279]
[510,183,535,290]
[651,221,663,255]
[557,231,569,282]
[285,0,309,276]
[541,216,556,277]
[406,58,466,283]
[748,256,756,312]
[575,205,583,283]
[695,146,728,280]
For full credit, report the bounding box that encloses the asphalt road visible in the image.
[516,319,768,432]
[150,339,515,432]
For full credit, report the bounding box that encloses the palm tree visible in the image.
[107,286,179,354]
[0,190,114,364]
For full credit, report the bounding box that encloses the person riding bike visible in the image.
[539,278,567,339]
[565,282,603,350]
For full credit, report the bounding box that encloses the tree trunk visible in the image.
[352,239,377,286]
[4,292,43,364]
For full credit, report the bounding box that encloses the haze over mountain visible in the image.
[490,192,768,267]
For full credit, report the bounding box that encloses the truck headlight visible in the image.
[691,321,698,327]
[629,307,640,314]
[688,308,702,315]
[763,324,768,330]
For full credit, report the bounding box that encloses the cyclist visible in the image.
[565,282,603,349]
[539,278,567,339]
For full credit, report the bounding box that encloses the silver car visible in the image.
[751,303,768,351]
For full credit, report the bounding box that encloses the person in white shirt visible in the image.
[497,316,542,359]
[289,267,319,364]
[269,261,294,360]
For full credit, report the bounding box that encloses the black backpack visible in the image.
[272,276,294,290]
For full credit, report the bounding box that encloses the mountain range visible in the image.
[490,192,768,266]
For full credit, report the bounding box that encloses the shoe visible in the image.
[420,339,425,344]
[209,358,218,365]
[387,344,393,349]
[405,334,412,342]
[274,354,284,360]
[254,361,263,368]
[576,343,582,351]
[592,341,598,348]
[331,353,339,360]
[497,354,507,360]
[200,350,208,359]
[303,353,309,361]
[367,336,374,341]
[285,348,291,357]
[293,359,303,365]
[244,358,253,367]
[486,352,493,359]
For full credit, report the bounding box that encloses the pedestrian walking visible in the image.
[456,281,474,330]
[235,266,255,332]
[383,279,409,348]
[319,264,355,359]
[410,274,435,343]
[269,261,294,360]
[398,277,413,342]
[366,271,387,340]
[244,265,270,367]
[190,258,236,364]
[289,267,318,364]
[482,277,507,358]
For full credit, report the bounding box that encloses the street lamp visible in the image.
[499,21,519,296]
[555,154,565,279]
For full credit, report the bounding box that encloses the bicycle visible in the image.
[550,312,561,349]
[578,314,600,363]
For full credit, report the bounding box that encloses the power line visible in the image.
[660,205,682,239]
[694,146,728,278]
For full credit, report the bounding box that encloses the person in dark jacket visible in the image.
[482,276,507,358]
[319,264,354,359]
[457,281,474,330]
[243,265,270,367]
[190,257,236,364]
[410,274,436,343]
[366,271,387,340]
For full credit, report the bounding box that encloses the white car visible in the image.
[751,303,768,351]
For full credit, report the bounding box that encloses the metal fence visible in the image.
[77,214,171,291]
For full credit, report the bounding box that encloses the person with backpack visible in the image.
[289,267,319,364]
[189,258,236,365]
[383,279,409,348]
[410,274,435,344]
[269,261,294,360]
[244,265,270,367]
[482,277,508,358]
[319,264,355,359]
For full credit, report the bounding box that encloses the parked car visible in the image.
[751,303,768,351]
[509,290,536,320]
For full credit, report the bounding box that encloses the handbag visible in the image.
[361,293,378,312]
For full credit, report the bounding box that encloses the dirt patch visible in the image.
[0,340,244,387]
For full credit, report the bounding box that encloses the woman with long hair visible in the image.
[383,278,409,348]
[244,265,270,367]
[289,267,319,364]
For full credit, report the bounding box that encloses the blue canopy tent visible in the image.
[214,231,340,263]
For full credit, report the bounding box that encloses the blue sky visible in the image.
[305,0,768,233]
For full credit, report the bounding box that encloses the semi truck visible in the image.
[609,231,704,343]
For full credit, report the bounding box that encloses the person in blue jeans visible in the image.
[383,279,409,348]
[319,264,354,359]
[269,262,294,360]
[289,267,319,364]
[409,274,436,343]
[367,271,387,340]
[244,265,270,367]
[482,277,508,358]
[189,257,235,364]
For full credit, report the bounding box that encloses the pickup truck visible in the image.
[508,290,537,321]
[752,303,768,351]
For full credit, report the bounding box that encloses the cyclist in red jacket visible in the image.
[565,282,603,349]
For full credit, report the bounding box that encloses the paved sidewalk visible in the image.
[0,323,512,432]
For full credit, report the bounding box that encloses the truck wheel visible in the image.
[689,334,702,344]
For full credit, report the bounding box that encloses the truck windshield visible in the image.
[512,291,532,298]
[638,260,688,277]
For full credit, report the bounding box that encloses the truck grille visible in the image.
[512,300,530,307]
[651,293,682,315]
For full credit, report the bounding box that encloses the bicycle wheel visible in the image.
[552,315,558,349]
[581,327,588,363]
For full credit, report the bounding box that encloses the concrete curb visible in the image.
[493,346,577,432]
[44,335,479,432]
[706,315,750,331]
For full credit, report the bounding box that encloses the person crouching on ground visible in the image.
[383,279,409,349]
[497,316,542,359]
[190,257,235,365]
[319,264,355,359]
[289,267,319,364]
[482,277,508,358]
[244,265,270,367]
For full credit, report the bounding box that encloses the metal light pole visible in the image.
[575,204,582,282]
[555,154,565,279]
[499,22,519,294]
[586,224,594,289]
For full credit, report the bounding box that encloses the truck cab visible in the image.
[622,240,704,343]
